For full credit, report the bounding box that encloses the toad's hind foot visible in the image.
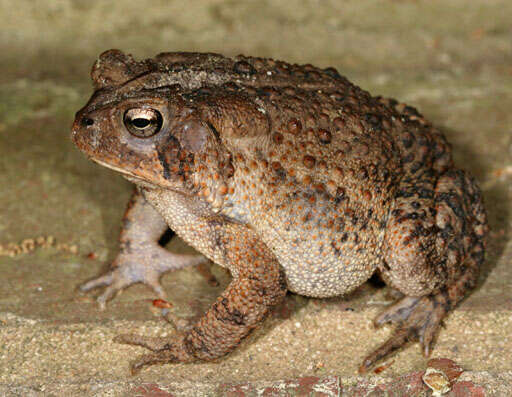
[360,244,484,373]
[114,333,195,375]
[359,293,447,373]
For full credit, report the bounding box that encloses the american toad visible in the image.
[72,50,488,374]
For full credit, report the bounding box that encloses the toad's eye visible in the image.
[123,108,163,138]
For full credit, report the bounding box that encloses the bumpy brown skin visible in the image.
[71,50,488,374]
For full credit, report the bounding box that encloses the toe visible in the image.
[96,286,118,310]
[359,327,411,373]
[419,312,442,357]
[114,333,170,351]
[145,275,167,300]
[96,277,132,308]
[374,296,421,327]
[80,272,114,292]
[130,352,165,375]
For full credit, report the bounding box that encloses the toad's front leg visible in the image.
[115,221,287,374]
[80,188,207,308]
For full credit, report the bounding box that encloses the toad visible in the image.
[72,50,488,373]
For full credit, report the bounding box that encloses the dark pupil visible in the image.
[132,117,151,129]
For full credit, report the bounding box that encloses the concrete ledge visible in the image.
[1,371,510,396]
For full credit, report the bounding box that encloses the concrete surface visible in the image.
[0,1,511,396]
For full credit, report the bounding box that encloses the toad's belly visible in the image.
[260,232,380,298]
[143,188,382,298]
[223,197,385,298]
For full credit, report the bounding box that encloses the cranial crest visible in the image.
[91,49,154,90]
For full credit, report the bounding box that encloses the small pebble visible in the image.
[422,358,464,396]
[423,367,450,396]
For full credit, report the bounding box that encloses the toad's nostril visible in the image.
[82,117,94,126]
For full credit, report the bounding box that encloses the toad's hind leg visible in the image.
[360,169,487,372]
[80,188,207,308]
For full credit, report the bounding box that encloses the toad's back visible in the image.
[152,54,440,298]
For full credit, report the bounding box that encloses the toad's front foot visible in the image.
[80,246,206,309]
[359,293,449,373]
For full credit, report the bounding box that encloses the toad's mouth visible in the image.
[90,158,153,187]
[90,157,192,194]
[91,158,135,177]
